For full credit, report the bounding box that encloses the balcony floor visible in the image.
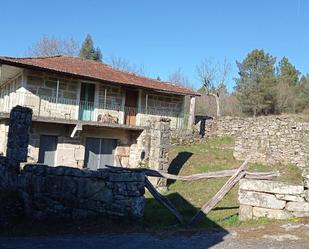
[0,112,145,131]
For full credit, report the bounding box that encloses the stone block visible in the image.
[286,202,309,212]
[116,146,130,157]
[304,177,309,189]
[304,190,309,202]
[291,212,309,218]
[239,205,253,221]
[252,207,292,220]
[275,194,305,202]
[239,179,304,195]
[239,190,286,209]
[74,147,85,161]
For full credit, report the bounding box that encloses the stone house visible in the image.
[0,56,199,169]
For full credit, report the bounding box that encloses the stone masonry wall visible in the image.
[6,106,33,164]
[238,174,309,220]
[148,118,171,188]
[20,164,145,220]
[0,106,146,220]
[205,116,309,169]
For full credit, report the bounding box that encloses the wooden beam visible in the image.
[106,166,279,181]
[145,177,184,224]
[189,156,251,226]
[70,122,83,138]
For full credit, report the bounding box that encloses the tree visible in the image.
[235,49,277,116]
[79,34,102,62]
[196,58,231,117]
[295,75,309,112]
[107,55,145,75]
[27,35,79,57]
[277,57,300,85]
[275,57,301,113]
[168,68,193,89]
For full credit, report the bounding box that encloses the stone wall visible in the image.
[205,116,309,169]
[20,164,145,220]
[0,106,146,220]
[149,118,171,188]
[7,106,33,164]
[171,129,203,145]
[27,122,141,168]
[138,91,184,129]
[238,175,309,221]
[0,122,8,156]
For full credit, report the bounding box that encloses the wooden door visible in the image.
[84,138,117,170]
[79,83,95,121]
[99,139,117,168]
[38,135,58,166]
[125,90,138,125]
[84,137,100,170]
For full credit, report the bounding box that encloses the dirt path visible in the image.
[0,222,308,249]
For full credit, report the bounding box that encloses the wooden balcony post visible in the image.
[188,96,196,130]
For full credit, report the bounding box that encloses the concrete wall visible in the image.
[238,176,309,220]
[205,116,309,169]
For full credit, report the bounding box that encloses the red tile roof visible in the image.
[0,56,199,96]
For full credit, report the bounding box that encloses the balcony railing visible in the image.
[0,91,123,123]
[0,91,187,129]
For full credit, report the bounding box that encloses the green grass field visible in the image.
[144,136,303,229]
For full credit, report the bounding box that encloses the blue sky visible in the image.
[0,0,308,91]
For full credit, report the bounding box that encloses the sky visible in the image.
[0,0,308,91]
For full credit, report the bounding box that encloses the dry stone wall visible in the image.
[205,116,309,169]
[20,164,145,220]
[238,175,309,221]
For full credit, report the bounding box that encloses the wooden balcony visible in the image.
[0,91,187,129]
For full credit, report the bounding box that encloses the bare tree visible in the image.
[196,58,231,117]
[27,35,80,57]
[107,55,146,75]
[168,68,193,89]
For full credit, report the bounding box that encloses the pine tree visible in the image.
[277,57,300,85]
[235,49,277,116]
[79,34,102,62]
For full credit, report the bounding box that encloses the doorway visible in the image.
[84,137,117,170]
[125,89,138,125]
[38,135,58,166]
[79,83,95,121]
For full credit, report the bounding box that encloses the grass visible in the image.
[1,136,303,235]
[144,136,303,229]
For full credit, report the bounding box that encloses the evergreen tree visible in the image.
[295,75,309,112]
[277,57,300,85]
[275,57,300,113]
[235,49,277,116]
[79,34,102,62]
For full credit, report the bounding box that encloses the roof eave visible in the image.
[0,58,200,96]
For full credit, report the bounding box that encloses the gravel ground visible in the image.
[0,223,308,249]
